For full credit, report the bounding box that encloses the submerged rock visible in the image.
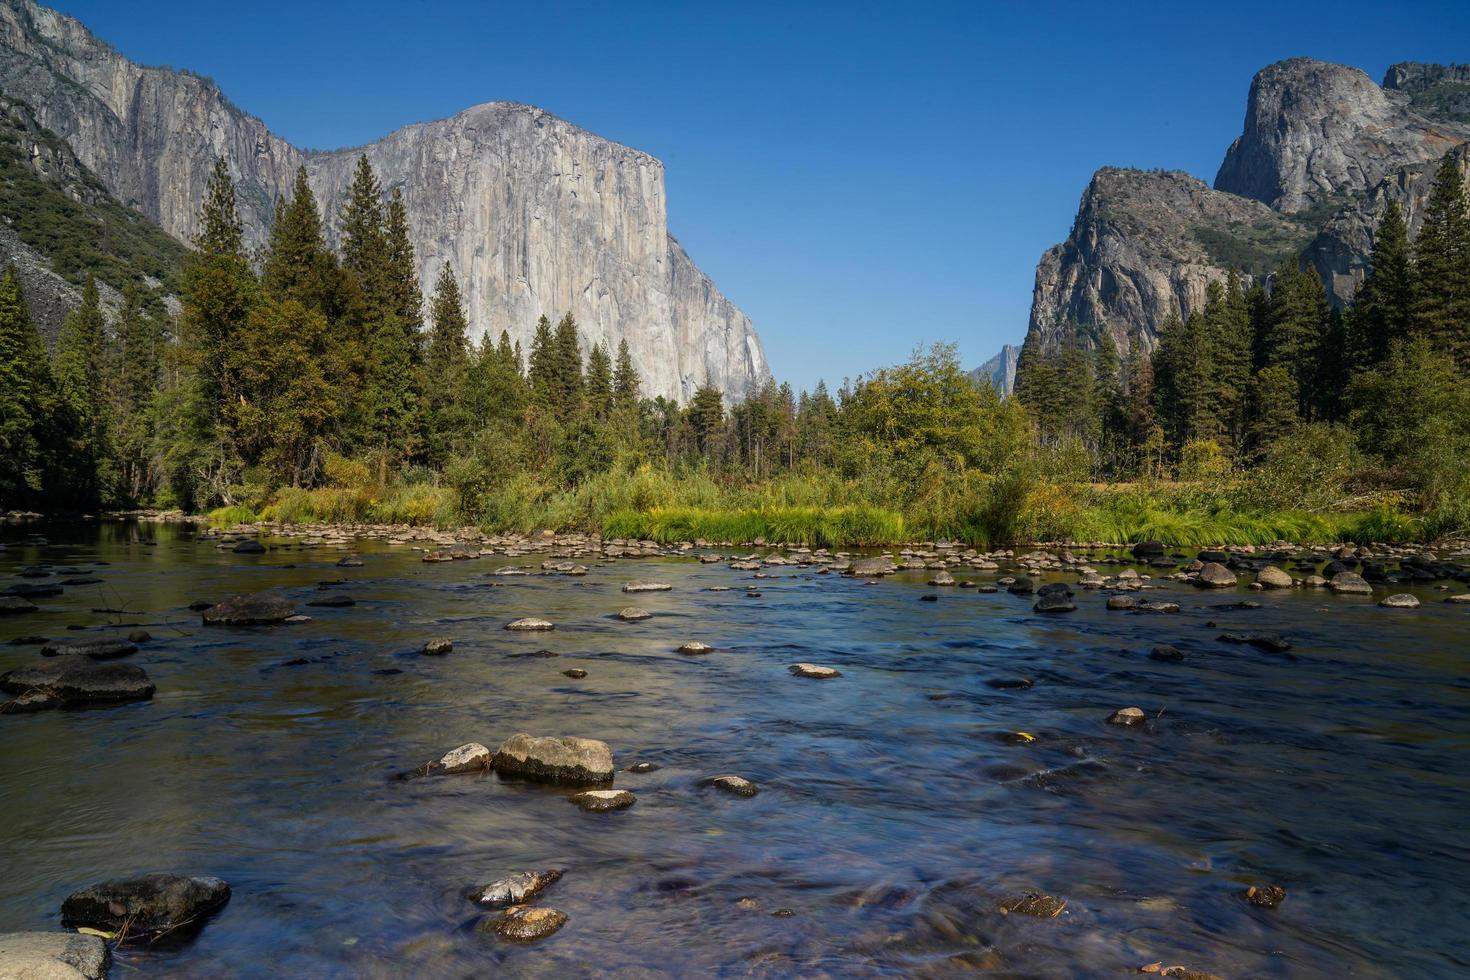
[677,641,713,655]
[789,663,841,679]
[1150,644,1185,662]
[562,668,588,679]
[928,571,956,586]
[984,676,1034,690]
[505,618,554,631]
[0,932,109,979]
[306,594,355,608]
[1217,632,1292,653]
[617,606,652,621]
[468,869,563,909]
[422,638,453,656]
[622,581,672,593]
[232,539,266,554]
[1245,884,1287,909]
[202,592,296,626]
[60,873,230,935]
[1,657,154,710]
[569,789,636,811]
[40,638,137,661]
[493,733,614,784]
[1379,593,1420,608]
[482,905,567,942]
[998,892,1067,917]
[703,774,759,797]
[1033,593,1076,613]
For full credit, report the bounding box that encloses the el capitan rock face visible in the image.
[0,0,768,402]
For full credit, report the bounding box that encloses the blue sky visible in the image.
[50,0,1470,393]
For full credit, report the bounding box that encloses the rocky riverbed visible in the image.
[1,518,1468,977]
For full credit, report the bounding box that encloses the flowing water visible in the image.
[2,521,1469,978]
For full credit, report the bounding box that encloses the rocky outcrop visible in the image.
[1383,62,1470,127]
[0,0,768,401]
[1028,168,1304,356]
[1304,142,1470,305]
[969,344,1018,394]
[1215,58,1470,214]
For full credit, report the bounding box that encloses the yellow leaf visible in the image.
[76,927,116,939]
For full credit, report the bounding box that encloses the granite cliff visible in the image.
[0,0,768,401]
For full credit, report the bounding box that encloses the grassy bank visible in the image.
[206,468,1459,548]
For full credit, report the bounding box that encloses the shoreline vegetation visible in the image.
[4,157,1469,551]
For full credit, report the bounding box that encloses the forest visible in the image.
[2,154,1468,547]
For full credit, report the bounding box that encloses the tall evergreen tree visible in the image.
[1412,152,1470,371]
[686,384,725,457]
[422,266,471,464]
[585,342,613,420]
[527,315,557,409]
[612,339,640,412]
[111,286,162,502]
[1259,261,1331,419]
[53,276,114,504]
[551,313,584,421]
[0,266,55,502]
[384,187,424,360]
[1349,201,1416,372]
[262,166,337,313]
[1244,365,1301,462]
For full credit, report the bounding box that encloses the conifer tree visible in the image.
[527,315,557,409]
[0,266,55,502]
[1412,152,1470,371]
[1259,261,1331,419]
[111,286,162,501]
[422,266,471,464]
[686,384,725,457]
[551,313,584,421]
[263,166,337,313]
[585,341,613,420]
[1208,273,1252,447]
[612,339,640,412]
[1349,202,1416,372]
[384,188,424,360]
[1244,365,1300,462]
[53,276,114,503]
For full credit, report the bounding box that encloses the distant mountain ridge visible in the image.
[0,0,769,402]
[969,344,1018,395]
[1021,57,1470,361]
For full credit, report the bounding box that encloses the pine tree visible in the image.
[1412,152,1470,371]
[111,286,162,502]
[53,276,114,504]
[384,187,424,361]
[1244,365,1300,462]
[262,166,337,313]
[1260,261,1331,419]
[1208,273,1252,448]
[1349,201,1416,372]
[527,315,557,408]
[612,339,640,412]
[551,313,584,421]
[686,384,725,458]
[0,266,55,502]
[422,266,471,464]
[340,155,390,312]
[585,342,613,420]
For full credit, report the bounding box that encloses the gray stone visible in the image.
[422,638,453,655]
[419,742,492,776]
[468,869,562,909]
[493,733,613,784]
[60,873,230,935]
[1329,572,1374,595]
[569,789,636,811]
[998,892,1067,918]
[789,663,840,679]
[0,932,109,979]
[0,595,38,615]
[703,774,759,797]
[617,606,652,621]
[677,641,713,655]
[40,638,137,660]
[202,592,296,625]
[1107,706,1147,726]
[505,618,554,631]
[1,656,154,709]
[1195,562,1237,588]
[1379,593,1420,608]
[621,581,671,593]
[1255,565,1294,589]
[847,556,896,577]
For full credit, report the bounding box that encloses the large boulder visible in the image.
[1,656,154,710]
[1195,562,1237,588]
[846,556,896,577]
[492,733,613,784]
[1255,566,1294,589]
[0,932,109,979]
[1131,540,1166,560]
[201,592,295,625]
[60,873,231,935]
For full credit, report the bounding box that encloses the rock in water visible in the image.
[232,539,265,554]
[703,775,759,797]
[617,607,651,621]
[505,618,554,631]
[422,638,453,655]
[928,571,956,586]
[1107,706,1147,726]
[336,555,365,567]
[622,581,672,593]
[1150,644,1185,662]
[492,733,614,784]
[1256,565,1294,588]
[1195,562,1237,588]
[562,668,587,679]
[202,592,296,625]
[0,656,154,710]
[1245,884,1287,909]
[417,742,492,776]
[482,905,567,942]
[1106,595,1139,611]
[569,789,636,811]
[0,596,38,615]
[1033,593,1076,613]
[846,556,896,577]
[0,932,109,979]
[1379,593,1420,608]
[789,663,841,679]
[306,594,355,608]
[40,638,137,660]
[998,892,1067,917]
[468,869,563,909]
[60,874,231,935]
[1328,572,1373,595]
[677,641,713,655]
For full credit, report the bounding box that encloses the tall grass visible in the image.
[206,504,260,527]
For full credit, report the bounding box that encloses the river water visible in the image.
[1,521,1468,978]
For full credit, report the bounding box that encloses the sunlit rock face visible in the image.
[0,0,769,402]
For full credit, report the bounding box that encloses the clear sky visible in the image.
[48,0,1470,393]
